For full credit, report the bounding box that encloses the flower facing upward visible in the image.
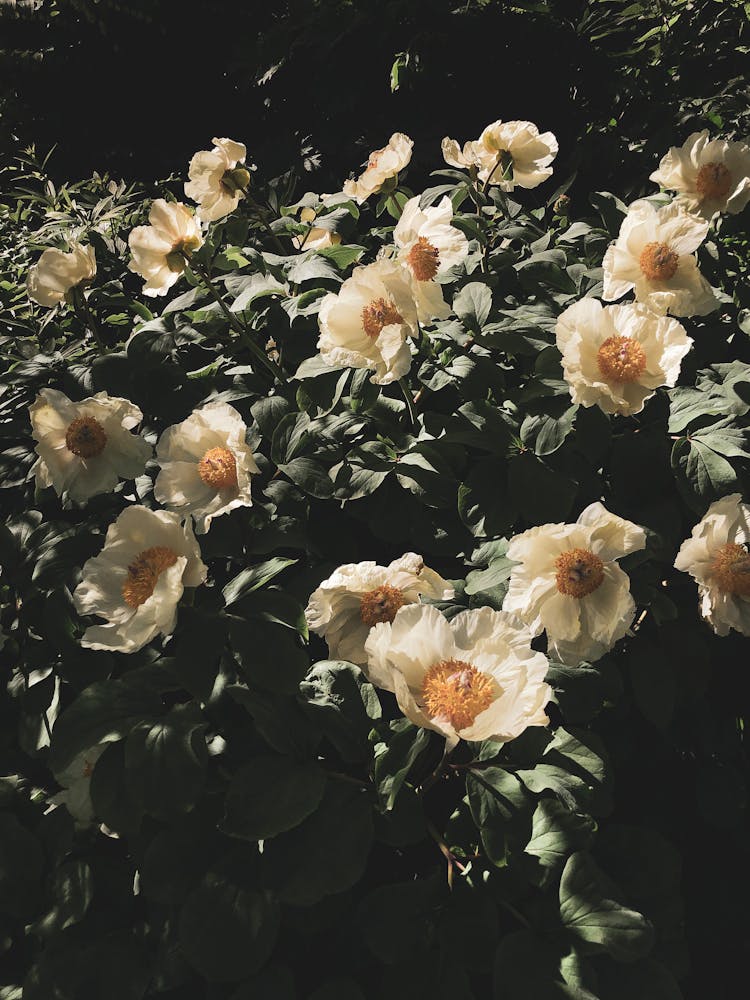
[184,137,250,223]
[602,199,717,317]
[317,258,419,384]
[29,389,151,503]
[342,133,413,203]
[154,401,259,534]
[674,493,750,636]
[442,120,558,190]
[27,243,97,308]
[305,553,454,666]
[503,503,647,664]
[364,604,552,749]
[73,506,207,654]
[128,200,203,297]
[555,299,692,416]
[650,131,750,220]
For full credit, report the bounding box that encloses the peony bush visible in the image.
[1,117,749,999]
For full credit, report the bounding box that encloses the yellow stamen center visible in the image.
[361,297,403,339]
[407,237,441,281]
[710,542,750,596]
[359,584,407,627]
[421,659,495,731]
[65,416,107,458]
[122,546,179,608]
[639,241,679,281]
[596,335,647,383]
[555,548,604,598]
[197,446,238,491]
[696,162,732,201]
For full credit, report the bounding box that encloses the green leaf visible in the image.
[0,814,44,919]
[525,800,595,871]
[508,453,578,523]
[222,756,326,840]
[223,557,298,607]
[453,281,493,331]
[467,767,530,865]
[317,244,365,268]
[373,720,431,809]
[300,661,382,763]
[671,437,737,509]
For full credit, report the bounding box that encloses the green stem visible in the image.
[398,377,418,429]
[72,289,107,354]
[245,194,287,254]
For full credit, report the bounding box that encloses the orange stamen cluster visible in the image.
[361,297,403,339]
[65,416,108,458]
[696,162,732,201]
[421,659,495,731]
[597,335,647,384]
[555,548,605,598]
[639,241,679,281]
[407,237,441,281]
[710,543,750,597]
[198,446,238,491]
[359,584,407,627]
[122,546,179,609]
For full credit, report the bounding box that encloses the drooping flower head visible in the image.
[184,137,250,223]
[128,200,203,297]
[650,131,750,220]
[674,493,750,636]
[602,199,717,317]
[503,503,647,664]
[442,120,558,190]
[73,506,207,654]
[364,604,552,749]
[305,553,454,666]
[342,133,413,204]
[154,401,259,534]
[29,389,151,503]
[27,243,97,308]
[555,299,692,416]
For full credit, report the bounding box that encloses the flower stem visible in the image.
[245,194,288,254]
[398,378,418,429]
[72,289,107,354]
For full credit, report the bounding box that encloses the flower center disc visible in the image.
[65,416,108,458]
[596,335,647,383]
[361,297,403,339]
[639,241,679,281]
[359,584,407,627]
[555,548,605,598]
[122,546,179,608]
[407,237,441,281]
[198,446,238,490]
[696,162,732,201]
[710,542,750,596]
[421,658,495,731]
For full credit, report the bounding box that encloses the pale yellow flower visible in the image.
[184,137,250,223]
[128,200,203,297]
[27,243,96,307]
[442,120,558,190]
[343,133,413,203]
[650,130,750,220]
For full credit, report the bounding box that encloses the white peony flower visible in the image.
[50,744,108,826]
[292,206,342,251]
[650,130,750,220]
[317,258,419,384]
[29,389,151,504]
[503,502,647,664]
[555,299,692,416]
[442,120,558,190]
[154,401,259,534]
[342,133,413,204]
[393,195,469,322]
[184,137,250,223]
[364,604,552,749]
[27,243,97,308]
[305,553,454,666]
[674,493,750,636]
[602,199,717,317]
[128,200,203,297]
[73,506,207,654]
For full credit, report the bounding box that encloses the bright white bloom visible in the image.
[393,195,469,322]
[503,503,647,664]
[154,401,259,534]
[128,200,203,297]
[74,506,207,654]
[51,744,108,826]
[442,120,558,190]
[650,131,750,220]
[29,389,151,504]
[365,604,551,749]
[292,206,342,251]
[343,133,413,204]
[305,553,454,666]
[555,299,692,416]
[184,137,250,223]
[317,258,418,384]
[674,493,750,636]
[27,243,96,307]
[602,199,717,317]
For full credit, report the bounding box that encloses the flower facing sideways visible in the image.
[650,131,750,220]
[305,553,454,666]
[74,506,207,654]
[442,120,558,190]
[343,133,413,204]
[128,200,203,297]
[29,389,151,503]
[555,299,692,416]
[674,493,750,636]
[602,199,717,317]
[503,503,647,664]
[154,401,259,534]
[364,604,552,749]
[184,137,250,223]
[50,744,108,826]
[27,243,96,307]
